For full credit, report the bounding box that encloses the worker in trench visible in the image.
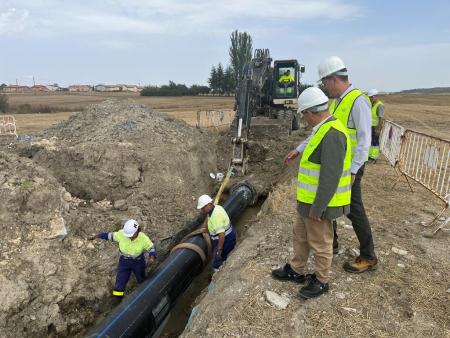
[272,87,351,299]
[89,219,157,299]
[197,194,236,271]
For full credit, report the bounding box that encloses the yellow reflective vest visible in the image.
[329,89,369,160]
[297,119,352,207]
[207,205,231,236]
[113,230,154,258]
[279,74,294,83]
[371,100,383,126]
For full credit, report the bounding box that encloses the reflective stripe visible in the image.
[120,252,144,259]
[298,167,351,178]
[108,232,113,240]
[297,182,351,193]
[210,226,232,240]
[112,290,124,296]
[349,133,357,139]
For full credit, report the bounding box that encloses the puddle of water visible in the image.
[160,200,263,337]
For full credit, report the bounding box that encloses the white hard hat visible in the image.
[197,194,213,209]
[367,89,378,97]
[298,87,329,113]
[318,56,348,80]
[123,219,139,237]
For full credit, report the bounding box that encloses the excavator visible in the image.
[232,48,305,174]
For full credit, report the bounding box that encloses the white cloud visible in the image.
[0,7,30,34]
[0,0,363,36]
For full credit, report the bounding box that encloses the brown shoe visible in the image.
[343,256,378,273]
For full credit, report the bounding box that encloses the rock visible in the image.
[343,224,353,230]
[342,307,358,313]
[265,290,290,310]
[30,315,36,321]
[47,216,67,240]
[397,263,405,268]
[446,288,450,294]
[349,248,360,257]
[391,247,408,256]
[335,292,346,299]
[86,242,95,250]
[114,199,128,211]
[63,191,72,202]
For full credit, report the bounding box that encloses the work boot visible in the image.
[271,264,310,284]
[343,256,378,273]
[298,274,329,299]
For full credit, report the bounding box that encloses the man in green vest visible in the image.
[318,56,378,273]
[367,89,385,162]
[272,87,351,299]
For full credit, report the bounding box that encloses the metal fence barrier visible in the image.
[379,120,405,167]
[0,115,18,138]
[196,110,234,129]
[379,120,449,235]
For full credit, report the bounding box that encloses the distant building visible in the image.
[68,85,93,92]
[46,85,62,91]
[2,85,32,93]
[32,85,48,92]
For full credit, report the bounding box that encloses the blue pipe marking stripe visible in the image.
[96,249,186,338]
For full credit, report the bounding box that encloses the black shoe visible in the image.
[298,275,329,299]
[271,264,310,284]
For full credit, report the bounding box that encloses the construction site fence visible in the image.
[0,115,17,138]
[196,110,235,129]
[380,120,450,206]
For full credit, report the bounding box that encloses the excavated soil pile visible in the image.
[1,99,218,337]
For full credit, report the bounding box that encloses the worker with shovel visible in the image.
[89,219,157,299]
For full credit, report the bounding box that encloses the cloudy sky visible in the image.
[1,0,449,92]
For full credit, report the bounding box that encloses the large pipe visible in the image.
[86,181,257,338]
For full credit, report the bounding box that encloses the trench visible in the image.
[160,198,264,337]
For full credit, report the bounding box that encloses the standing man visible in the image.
[197,195,237,270]
[272,87,352,299]
[90,219,157,299]
[367,89,385,162]
[319,56,378,273]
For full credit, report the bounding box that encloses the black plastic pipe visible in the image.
[86,181,256,338]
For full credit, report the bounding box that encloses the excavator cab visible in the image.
[272,60,304,105]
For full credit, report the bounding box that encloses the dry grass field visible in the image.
[7,93,234,134]
[7,92,450,138]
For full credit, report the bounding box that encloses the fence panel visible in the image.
[196,110,235,129]
[379,120,405,167]
[399,129,450,205]
[0,115,18,138]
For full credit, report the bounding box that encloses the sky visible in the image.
[1,0,450,92]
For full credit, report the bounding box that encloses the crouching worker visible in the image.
[197,195,236,270]
[90,219,157,299]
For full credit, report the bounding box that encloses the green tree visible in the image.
[208,65,218,92]
[223,66,235,93]
[216,63,225,93]
[229,30,253,85]
[0,94,8,113]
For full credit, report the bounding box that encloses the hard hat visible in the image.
[318,56,348,80]
[123,219,139,237]
[367,89,378,97]
[298,87,329,113]
[197,194,213,209]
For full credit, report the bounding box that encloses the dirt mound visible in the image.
[22,99,217,235]
[1,99,221,337]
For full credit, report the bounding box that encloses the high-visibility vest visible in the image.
[208,205,231,238]
[279,74,294,83]
[371,100,383,126]
[297,119,352,207]
[113,230,154,258]
[329,89,369,159]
